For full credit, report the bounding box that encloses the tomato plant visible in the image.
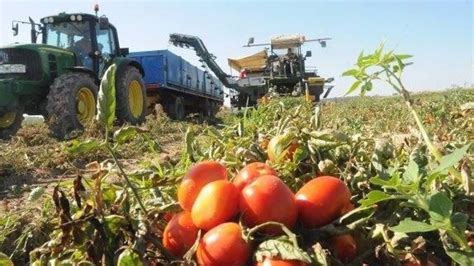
[191,180,239,230]
[233,162,277,191]
[240,175,297,234]
[196,222,251,265]
[178,161,227,211]
[295,176,351,228]
[255,257,309,266]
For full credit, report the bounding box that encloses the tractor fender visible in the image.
[63,66,99,83]
[113,58,145,77]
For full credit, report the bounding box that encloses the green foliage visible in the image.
[97,64,117,131]
[254,237,312,264]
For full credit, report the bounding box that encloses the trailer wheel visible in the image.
[170,97,185,120]
[0,106,23,140]
[202,99,212,117]
[116,66,147,124]
[46,72,98,139]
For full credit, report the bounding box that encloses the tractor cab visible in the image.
[40,13,121,77]
[268,35,306,80]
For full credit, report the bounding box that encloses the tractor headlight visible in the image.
[0,64,27,74]
[70,15,76,21]
[48,17,54,23]
[76,15,82,21]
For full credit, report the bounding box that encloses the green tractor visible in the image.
[0,9,147,139]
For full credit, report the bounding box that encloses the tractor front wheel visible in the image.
[116,66,147,124]
[0,106,23,140]
[46,72,98,139]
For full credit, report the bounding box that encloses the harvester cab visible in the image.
[0,6,146,139]
[239,34,334,99]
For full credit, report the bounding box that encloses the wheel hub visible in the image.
[128,80,144,119]
[76,87,96,125]
[0,112,16,128]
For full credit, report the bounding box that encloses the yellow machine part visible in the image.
[307,77,325,86]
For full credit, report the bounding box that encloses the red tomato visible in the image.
[255,257,309,266]
[240,175,297,234]
[295,176,351,228]
[162,211,198,257]
[234,162,277,191]
[267,135,299,162]
[178,161,227,211]
[162,212,174,223]
[196,222,251,265]
[191,180,239,230]
[328,234,357,263]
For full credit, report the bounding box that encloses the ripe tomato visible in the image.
[196,222,251,265]
[328,234,357,263]
[240,175,297,234]
[162,211,198,257]
[255,257,309,266]
[267,134,299,162]
[178,161,227,211]
[233,162,277,191]
[191,180,239,230]
[295,176,351,228]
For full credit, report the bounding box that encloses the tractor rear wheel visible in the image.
[46,72,98,139]
[0,106,23,140]
[116,66,147,124]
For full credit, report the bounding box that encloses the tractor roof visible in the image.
[40,13,98,25]
[271,35,306,49]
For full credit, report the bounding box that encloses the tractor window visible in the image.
[45,21,93,70]
[45,21,91,49]
[96,27,116,57]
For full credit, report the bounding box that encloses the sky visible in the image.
[0,0,472,98]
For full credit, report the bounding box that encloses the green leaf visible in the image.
[395,54,413,60]
[403,159,420,183]
[0,253,14,266]
[390,218,438,233]
[342,68,359,77]
[451,212,468,232]
[97,64,117,130]
[254,236,312,263]
[359,190,392,207]
[28,187,45,202]
[104,215,127,236]
[312,243,329,266]
[428,192,452,222]
[445,249,474,266]
[370,175,400,188]
[66,139,103,154]
[433,144,471,173]
[361,81,373,95]
[113,126,146,144]
[345,80,362,96]
[117,248,143,266]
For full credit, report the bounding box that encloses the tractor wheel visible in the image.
[0,106,23,140]
[202,99,212,117]
[116,66,147,124]
[169,97,186,120]
[46,72,98,139]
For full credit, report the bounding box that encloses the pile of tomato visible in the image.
[161,153,359,266]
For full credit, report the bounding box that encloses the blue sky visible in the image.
[0,0,472,97]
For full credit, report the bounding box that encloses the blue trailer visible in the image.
[128,50,224,119]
